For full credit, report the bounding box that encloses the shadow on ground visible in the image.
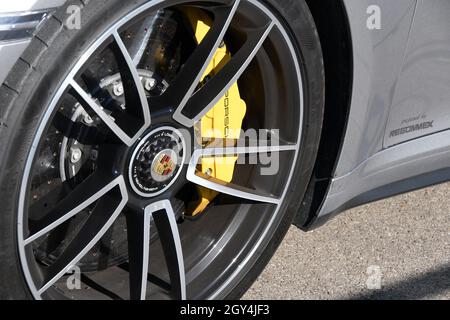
[348,263,450,300]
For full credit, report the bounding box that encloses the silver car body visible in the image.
[1,0,449,226]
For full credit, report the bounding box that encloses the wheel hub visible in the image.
[129,126,185,197]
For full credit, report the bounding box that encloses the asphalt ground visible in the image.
[244,182,450,300]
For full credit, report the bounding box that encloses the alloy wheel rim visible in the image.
[17,0,304,300]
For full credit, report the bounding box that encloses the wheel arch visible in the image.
[293,0,353,230]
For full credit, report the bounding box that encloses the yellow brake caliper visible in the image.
[186,10,247,216]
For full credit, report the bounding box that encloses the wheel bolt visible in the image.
[83,114,94,125]
[71,148,83,164]
[144,78,156,91]
[113,83,124,96]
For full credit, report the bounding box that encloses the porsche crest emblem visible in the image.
[153,153,176,177]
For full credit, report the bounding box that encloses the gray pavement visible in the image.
[244,182,450,300]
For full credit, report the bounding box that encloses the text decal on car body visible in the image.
[389,121,434,138]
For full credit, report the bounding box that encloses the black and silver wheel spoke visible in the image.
[150,0,241,127]
[125,209,151,300]
[187,142,298,204]
[68,31,151,147]
[126,200,186,300]
[151,202,186,300]
[26,174,126,244]
[174,22,274,126]
[110,31,152,132]
[33,178,128,295]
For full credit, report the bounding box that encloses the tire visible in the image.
[0,0,324,300]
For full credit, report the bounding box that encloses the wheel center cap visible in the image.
[151,149,177,182]
[129,126,186,197]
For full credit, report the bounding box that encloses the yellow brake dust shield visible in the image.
[186,9,247,216]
